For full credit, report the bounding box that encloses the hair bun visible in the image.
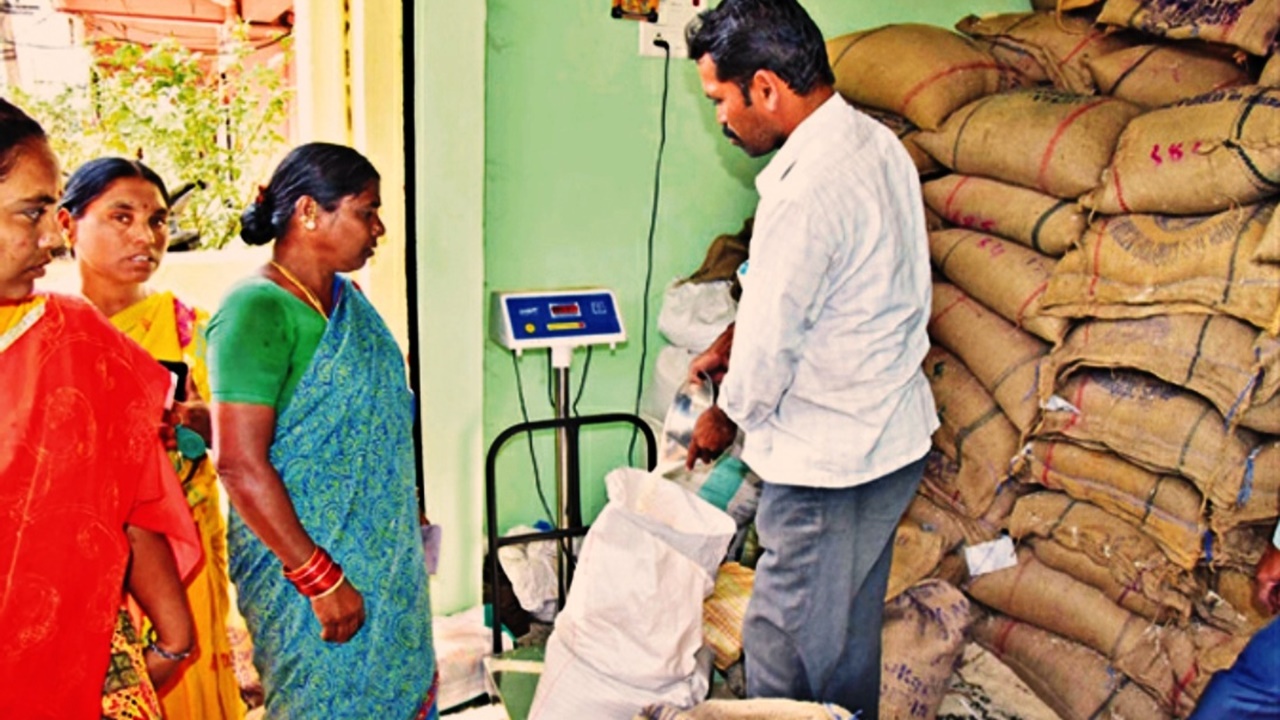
[239,201,276,245]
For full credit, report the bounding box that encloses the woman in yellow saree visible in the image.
[59,157,246,720]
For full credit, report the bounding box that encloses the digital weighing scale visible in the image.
[486,288,656,719]
[489,287,628,597]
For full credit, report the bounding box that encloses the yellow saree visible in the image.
[112,292,246,720]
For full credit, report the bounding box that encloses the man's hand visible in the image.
[311,580,366,643]
[1256,544,1280,615]
[688,324,734,388]
[686,405,737,470]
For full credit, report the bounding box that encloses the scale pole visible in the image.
[550,345,573,604]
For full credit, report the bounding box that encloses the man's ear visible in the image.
[55,206,73,236]
[752,69,785,111]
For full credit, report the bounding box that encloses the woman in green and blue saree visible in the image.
[207,143,436,719]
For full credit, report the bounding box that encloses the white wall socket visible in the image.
[638,0,705,58]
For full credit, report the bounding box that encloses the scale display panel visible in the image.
[490,288,626,353]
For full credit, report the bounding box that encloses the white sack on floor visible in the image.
[528,467,737,720]
[496,526,559,623]
[433,605,513,712]
[657,279,736,351]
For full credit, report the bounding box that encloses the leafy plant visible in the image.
[17,22,292,249]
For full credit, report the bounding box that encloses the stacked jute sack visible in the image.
[827,4,1280,718]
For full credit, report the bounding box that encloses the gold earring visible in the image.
[304,218,317,231]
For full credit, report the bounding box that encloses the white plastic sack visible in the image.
[643,345,698,423]
[657,279,737,351]
[432,605,512,712]
[528,467,737,720]
[496,526,559,623]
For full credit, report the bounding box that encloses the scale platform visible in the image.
[482,645,544,720]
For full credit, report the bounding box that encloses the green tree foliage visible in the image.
[18,23,292,249]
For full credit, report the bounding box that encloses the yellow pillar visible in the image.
[291,0,350,145]
[349,0,409,351]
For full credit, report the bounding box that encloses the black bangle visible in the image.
[145,628,191,661]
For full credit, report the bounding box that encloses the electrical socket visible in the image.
[639,23,685,58]
[638,0,703,58]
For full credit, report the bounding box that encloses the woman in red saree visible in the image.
[0,98,201,719]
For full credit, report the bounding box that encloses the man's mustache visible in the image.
[722,125,740,143]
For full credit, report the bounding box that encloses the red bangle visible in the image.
[287,552,334,586]
[283,546,344,597]
[296,561,344,597]
[283,546,324,580]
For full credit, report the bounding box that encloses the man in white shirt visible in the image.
[684,0,938,714]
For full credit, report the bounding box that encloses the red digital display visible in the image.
[549,302,581,318]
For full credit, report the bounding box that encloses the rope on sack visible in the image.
[1086,670,1132,720]
[1139,475,1163,526]
[1237,444,1262,507]
[1223,367,1261,428]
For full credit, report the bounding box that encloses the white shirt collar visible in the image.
[755,93,849,197]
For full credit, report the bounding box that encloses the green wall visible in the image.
[421,0,1029,613]
[480,0,1030,528]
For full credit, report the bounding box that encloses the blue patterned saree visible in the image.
[228,277,435,719]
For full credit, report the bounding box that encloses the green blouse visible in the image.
[207,276,328,413]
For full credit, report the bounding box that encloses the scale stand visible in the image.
[485,287,656,718]
[488,288,630,612]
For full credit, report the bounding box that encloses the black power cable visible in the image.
[628,39,671,464]
[512,352,556,525]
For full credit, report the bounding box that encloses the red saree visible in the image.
[0,293,201,719]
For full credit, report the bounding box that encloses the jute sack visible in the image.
[1087,43,1250,108]
[1031,0,1104,10]
[930,281,1050,433]
[886,518,946,602]
[826,25,1008,131]
[1202,567,1273,635]
[914,89,1142,199]
[923,346,1020,517]
[966,549,1244,715]
[1209,440,1280,529]
[1212,523,1271,573]
[1041,204,1280,334]
[956,12,1134,94]
[1041,315,1280,434]
[1097,0,1280,56]
[923,205,945,232]
[1009,491,1199,620]
[969,35,1050,86]
[922,174,1086,257]
[930,228,1067,343]
[1082,86,1280,215]
[905,492,969,553]
[1017,439,1205,570]
[1254,202,1280,262]
[1026,537,1189,622]
[854,104,943,175]
[1262,53,1280,86]
[1034,370,1260,519]
[880,580,971,720]
[916,450,1024,544]
[972,612,1172,720]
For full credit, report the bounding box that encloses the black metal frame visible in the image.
[485,413,657,654]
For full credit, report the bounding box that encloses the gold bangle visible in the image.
[310,573,347,600]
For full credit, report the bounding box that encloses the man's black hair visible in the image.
[686,0,834,103]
